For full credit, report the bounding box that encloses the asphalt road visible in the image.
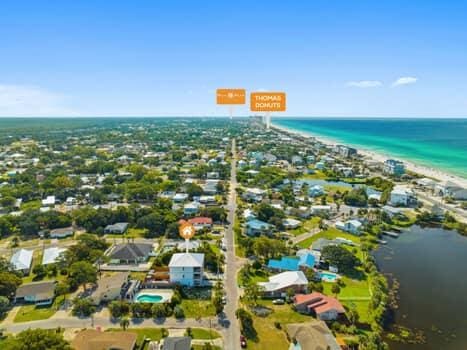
[223,138,242,350]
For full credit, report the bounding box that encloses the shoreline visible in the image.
[271,122,467,189]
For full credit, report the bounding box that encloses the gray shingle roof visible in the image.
[109,243,153,261]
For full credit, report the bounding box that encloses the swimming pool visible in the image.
[135,294,164,303]
[134,289,173,303]
[319,271,339,282]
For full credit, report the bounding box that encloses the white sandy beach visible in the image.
[272,123,467,189]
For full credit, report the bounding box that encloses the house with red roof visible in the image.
[187,217,213,231]
[294,292,345,321]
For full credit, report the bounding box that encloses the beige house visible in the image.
[90,272,129,305]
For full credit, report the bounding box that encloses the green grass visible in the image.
[248,302,312,350]
[13,298,62,323]
[288,217,321,236]
[301,170,328,179]
[322,276,371,299]
[180,299,216,318]
[297,226,362,249]
[189,328,221,339]
[238,268,269,286]
[192,345,221,350]
[105,227,148,239]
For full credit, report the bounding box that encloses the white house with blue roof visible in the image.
[246,219,272,236]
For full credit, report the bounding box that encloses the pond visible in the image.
[374,225,467,350]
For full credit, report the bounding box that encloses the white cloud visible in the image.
[0,84,79,116]
[346,80,383,88]
[392,76,418,87]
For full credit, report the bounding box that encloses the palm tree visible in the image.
[120,316,130,331]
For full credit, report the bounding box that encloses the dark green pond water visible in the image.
[374,225,467,350]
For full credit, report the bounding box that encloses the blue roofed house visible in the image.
[309,185,325,197]
[268,257,300,271]
[10,248,33,275]
[268,253,316,272]
[246,219,272,236]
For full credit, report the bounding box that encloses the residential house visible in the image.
[286,321,341,350]
[168,253,204,287]
[294,292,345,321]
[90,271,130,305]
[50,226,74,238]
[72,330,137,350]
[199,195,216,205]
[309,185,325,197]
[10,248,33,274]
[335,219,362,235]
[108,243,154,265]
[244,188,267,202]
[383,159,405,176]
[104,222,129,234]
[187,217,213,230]
[202,179,219,194]
[258,271,308,298]
[41,195,56,206]
[15,281,56,305]
[183,202,200,216]
[267,253,315,272]
[243,208,256,221]
[42,247,67,265]
[283,218,301,229]
[311,205,332,215]
[312,238,339,252]
[173,193,189,203]
[246,219,272,236]
[389,186,417,206]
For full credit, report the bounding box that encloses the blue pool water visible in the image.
[135,294,163,303]
[319,271,339,282]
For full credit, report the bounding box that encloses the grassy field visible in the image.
[189,328,221,339]
[13,298,63,323]
[296,226,362,249]
[288,217,321,236]
[180,299,216,318]
[247,302,312,350]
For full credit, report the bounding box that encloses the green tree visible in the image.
[0,271,22,297]
[0,295,10,318]
[67,261,97,291]
[321,245,360,274]
[72,297,96,317]
[3,328,71,350]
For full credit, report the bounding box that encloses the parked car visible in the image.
[272,299,285,305]
[240,335,247,348]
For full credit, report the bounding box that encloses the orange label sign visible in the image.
[250,92,286,112]
[179,222,196,240]
[216,89,246,105]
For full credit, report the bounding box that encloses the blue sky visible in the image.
[1,0,466,117]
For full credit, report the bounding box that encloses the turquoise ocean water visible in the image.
[273,118,467,179]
